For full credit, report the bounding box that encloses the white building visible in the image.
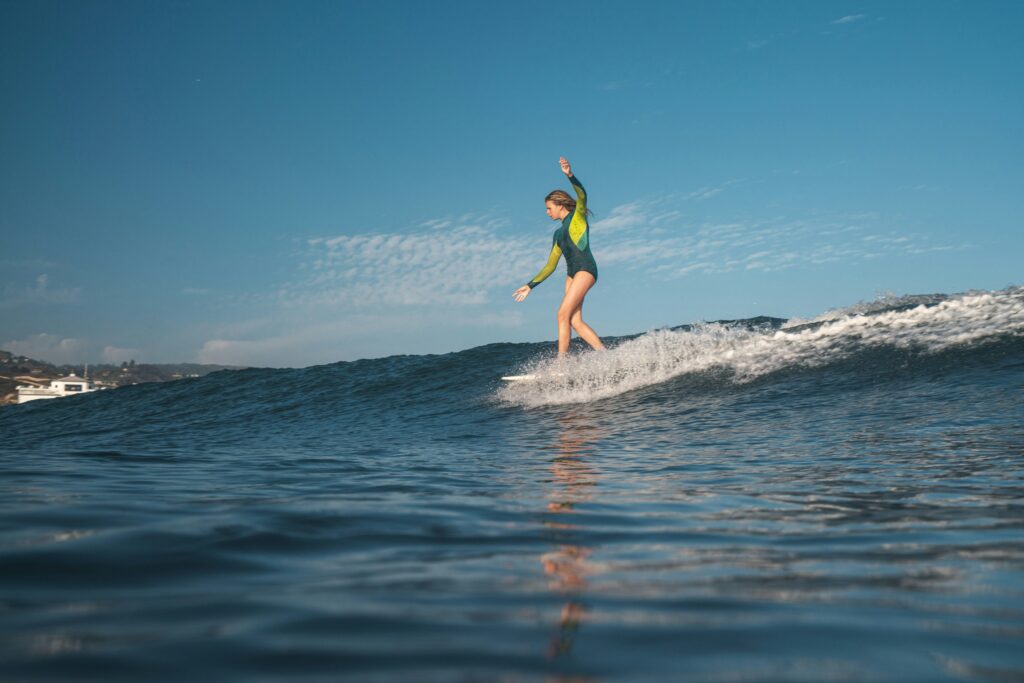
[17,374,100,404]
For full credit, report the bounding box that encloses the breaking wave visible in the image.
[497,287,1024,407]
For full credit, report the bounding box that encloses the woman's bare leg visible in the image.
[571,306,604,351]
[563,277,574,341]
[564,275,604,351]
[557,273,602,355]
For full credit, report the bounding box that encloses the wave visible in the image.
[497,287,1024,408]
[2,288,1022,443]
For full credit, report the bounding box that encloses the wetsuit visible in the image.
[526,174,598,289]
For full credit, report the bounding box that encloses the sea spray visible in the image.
[498,287,1024,407]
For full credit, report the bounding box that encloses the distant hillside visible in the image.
[0,350,244,405]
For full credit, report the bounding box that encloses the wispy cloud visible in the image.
[686,187,724,200]
[586,201,968,278]
[593,202,649,234]
[284,215,539,308]
[2,333,92,365]
[287,194,966,301]
[752,15,866,48]
[831,14,865,25]
[0,274,80,308]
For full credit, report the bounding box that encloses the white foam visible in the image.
[497,287,1024,408]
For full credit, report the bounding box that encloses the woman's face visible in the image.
[546,201,568,221]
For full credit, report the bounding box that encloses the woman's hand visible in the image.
[559,156,572,177]
[513,285,531,302]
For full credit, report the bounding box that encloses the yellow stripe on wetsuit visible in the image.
[567,175,588,251]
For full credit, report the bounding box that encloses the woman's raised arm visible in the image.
[560,156,587,216]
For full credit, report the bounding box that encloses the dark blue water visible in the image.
[2,289,1023,682]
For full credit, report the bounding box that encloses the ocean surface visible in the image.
[2,287,1023,682]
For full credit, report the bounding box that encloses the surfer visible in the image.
[513,157,605,356]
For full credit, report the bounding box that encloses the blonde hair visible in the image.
[545,189,593,217]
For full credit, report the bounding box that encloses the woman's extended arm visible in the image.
[514,241,563,301]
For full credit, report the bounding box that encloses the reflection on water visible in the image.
[541,411,603,661]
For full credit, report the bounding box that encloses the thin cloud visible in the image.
[686,187,724,200]
[584,201,964,279]
[831,14,865,25]
[2,333,92,365]
[284,216,540,308]
[592,202,648,234]
[288,198,965,288]
[2,333,144,365]
[0,274,80,308]
[649,210,682,226]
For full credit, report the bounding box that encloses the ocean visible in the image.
[1,287,1022,682]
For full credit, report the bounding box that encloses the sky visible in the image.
[1,0,1021,367]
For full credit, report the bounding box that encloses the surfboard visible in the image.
[500,371,567,382]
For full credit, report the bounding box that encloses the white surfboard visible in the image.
[500,372,566,382]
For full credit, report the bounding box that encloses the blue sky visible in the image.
[2,0,1021,367]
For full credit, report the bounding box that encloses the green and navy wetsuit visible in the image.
[527,174,598,289]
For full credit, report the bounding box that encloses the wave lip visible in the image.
[498,287,1024,407]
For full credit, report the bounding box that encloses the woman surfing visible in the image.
[513,158,605,356]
